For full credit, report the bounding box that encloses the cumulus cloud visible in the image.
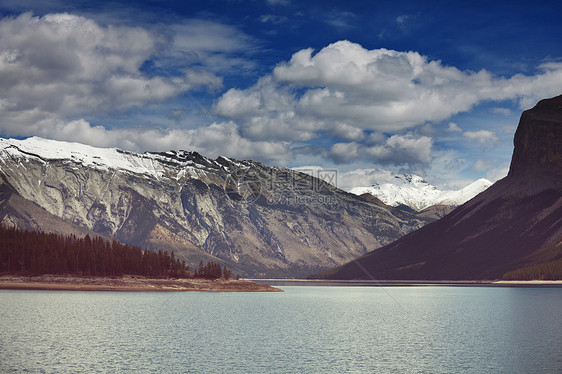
[1,11,557,187]
[0,13,187,117]
[215,40,562,146]
[447,122,462,132]
[463,130,499,144]
[325,132,432,164]
[26,117,291,164]
[0,12,257,145]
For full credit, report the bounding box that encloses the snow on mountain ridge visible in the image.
[350,173,492,211]
[0,137,239,180]
[0,137,168,177]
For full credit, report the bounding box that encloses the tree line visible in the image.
[0,224,232,279]
[502,242,562,280]
[502,258,562,280]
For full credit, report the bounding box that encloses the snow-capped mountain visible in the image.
[0,137,440,278]
[350,174,492,211]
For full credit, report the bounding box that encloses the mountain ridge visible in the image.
[0,136,440,278]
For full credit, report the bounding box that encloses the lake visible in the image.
[1,286,561,373]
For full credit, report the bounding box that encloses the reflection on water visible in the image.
[1,286,561,373]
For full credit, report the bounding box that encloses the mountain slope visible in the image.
[0,177,97,238]
[313,94,562,280]
[0,137,437,278]
[350,174,492,211]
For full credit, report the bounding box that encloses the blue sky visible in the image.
[0,0,561,189]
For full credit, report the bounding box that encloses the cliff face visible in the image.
[508,94,562,177]
[316,95,562,280]
[0,137,435,278]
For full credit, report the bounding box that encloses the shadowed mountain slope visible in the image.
[313,95,562,280]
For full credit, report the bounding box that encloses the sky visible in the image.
[0,0,561,190]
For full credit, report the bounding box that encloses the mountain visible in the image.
[313,94,562,280]
[355,192,456,221]
[0,180,99,238]
[0,137,439,278]
[350,174,492,211]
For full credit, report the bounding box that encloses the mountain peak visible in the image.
[508,94,562,177]
[392,173,430,187]
[351,175,491,211]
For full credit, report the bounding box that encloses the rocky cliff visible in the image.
[508,95,562,177]
[0,137,436,277]
[314,95,562,280]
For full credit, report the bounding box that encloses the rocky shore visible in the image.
[0,275,282,292]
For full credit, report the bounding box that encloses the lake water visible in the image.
[1,286,561,373]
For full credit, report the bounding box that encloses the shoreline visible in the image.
[0,275,282,292]
[251,279,562,288]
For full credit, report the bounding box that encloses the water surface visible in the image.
[1,286,561,373]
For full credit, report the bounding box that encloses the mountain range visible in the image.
[313,94,562,280]
[350,174,492,211]
[3,94,559,280]
[1,137,440,278]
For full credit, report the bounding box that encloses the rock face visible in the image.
[508,95,562,177]
[314,95,562,280]
[0,137,437,278]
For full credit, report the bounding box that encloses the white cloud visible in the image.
[165,20,256,73]
[502,124,517,134]
[421,149,469,189]
[0,12,258,145]
[170,21,252,53]
[485,163,510,182]
[463,130,499,144]
[0,12,175,114]
[215,40,562,150]
[290,166,397,191]
[0,13,199,119]
[0,10,555,188]
[334,168,396,191]
[472,159,491,172]
[492,107,512,116]
[326,142,360,163]
[24,117,291,165]
[325,132,433,164]
[468,159,509,183]
[447,122,462,132]
[329,123,365,140]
